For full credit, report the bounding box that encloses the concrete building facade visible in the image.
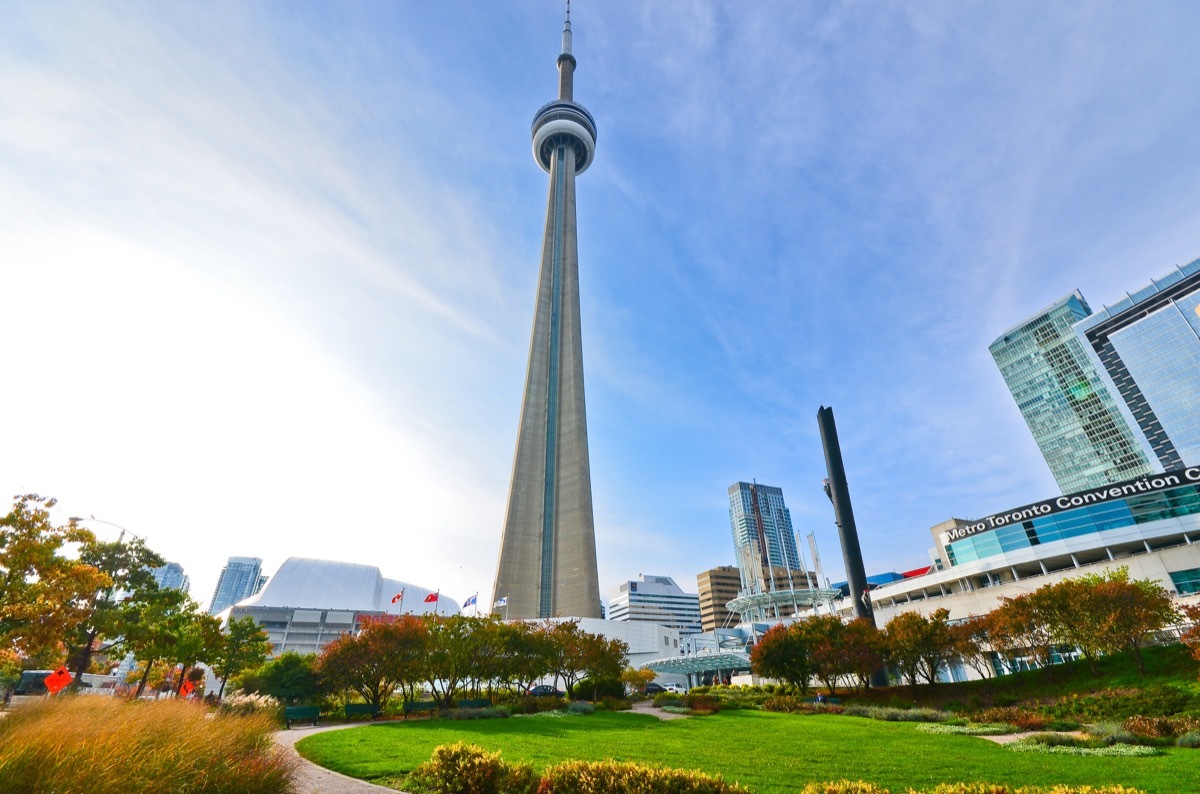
[608,574,702,636]
[493,6,601,620]
[697,565,741,631]
[228,557,458,657]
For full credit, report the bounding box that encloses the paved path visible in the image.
[630,700,689,720]
[275,723,401,794]
[276,705,685,793]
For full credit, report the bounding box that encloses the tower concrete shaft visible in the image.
[493,5,600,620]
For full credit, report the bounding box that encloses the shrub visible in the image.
[1123,714,1200,739]
[1176,730,1200,748]
[921,786,1147,794]
[567,701,594,715]
[763,695,805,713]
[916,723,1021,736]
[537,759,749,793]
[653,692,682,708]
[573,677,625,700]
[682,693,721,713]
[218,690,282,721]
[799,781,890,794]
[440,706,512,720]
[842,705,951,723]
[407,742,536,794]
[1008,736,1160,757]
[596,695,632,711]
[512,695,566,714]
[973,707,1048,731]
[1085,722,1138,745]
[0,695,293,793]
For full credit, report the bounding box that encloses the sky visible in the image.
[3,1,1200,612]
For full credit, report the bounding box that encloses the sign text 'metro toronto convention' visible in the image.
[942,466,1200,543]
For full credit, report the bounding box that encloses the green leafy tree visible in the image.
[211,616,273,698]
[119,587,197,697]
[68,536,165,689]
[423,615,483,707]
[240,652,323,705]
[1,495,109,660]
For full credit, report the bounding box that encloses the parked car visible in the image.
[664,683,687,694]
[527,684,565,698]
[643,682,667,695]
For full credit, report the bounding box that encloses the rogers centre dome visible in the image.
[226,557,461,657]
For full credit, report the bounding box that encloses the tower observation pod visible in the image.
[492,2,602,620]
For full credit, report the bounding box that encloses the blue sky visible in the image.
[3,1,1199,610]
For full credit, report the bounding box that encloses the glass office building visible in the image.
[990,292,1156,494]
[728,482,801,590]
[1076,257,1200,471]
[208,556,268,615]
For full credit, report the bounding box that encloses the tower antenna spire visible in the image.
[561,0,572,56]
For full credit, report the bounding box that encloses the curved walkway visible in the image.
[274,723,399,794]
[275,705,686,793]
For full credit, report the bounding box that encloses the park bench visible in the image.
[456,698,491,709]
[344,703,381,721]
[402,700,438,719]
[284,705,320,727]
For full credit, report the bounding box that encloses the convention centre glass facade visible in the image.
[946,479,1200,566]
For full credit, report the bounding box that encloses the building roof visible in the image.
[234,557,460,615]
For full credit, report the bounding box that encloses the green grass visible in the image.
[297,710,1200,793]
[868,645,1200,714]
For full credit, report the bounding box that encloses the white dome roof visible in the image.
[235,557,460,615]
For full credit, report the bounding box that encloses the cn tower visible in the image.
[492,2,602,619]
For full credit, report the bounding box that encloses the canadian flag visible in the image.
[423,592,439,603]
[391,590,405,604]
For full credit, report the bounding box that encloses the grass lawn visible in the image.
[296,710,1200,793]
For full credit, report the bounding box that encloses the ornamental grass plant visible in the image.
[0,695,293,794]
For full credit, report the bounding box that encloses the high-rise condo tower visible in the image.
[492,3,601,619]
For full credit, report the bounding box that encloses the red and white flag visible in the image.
[423,592,439,603]
[391,589,405,604]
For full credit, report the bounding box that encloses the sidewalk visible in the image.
[274,723,401,794]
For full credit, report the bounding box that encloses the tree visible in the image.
[882,612,927,686]
[545,620,610,698]
[1,495,109,660]
[620,666,656,694]
[211,616,273,699]
[317,615,428,710]
[1092,573,1177,674]
[577,635,628,700]
[118,588,210,698]
[991,592,1057,680]
[950,613,996,679]
[423,614,482,707]
[750,623,813,693]
[68,535,165,689]
[1181,603,1200,671]
[240,652,323,705]
[800,615,848,695]
[840,617,884,692]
